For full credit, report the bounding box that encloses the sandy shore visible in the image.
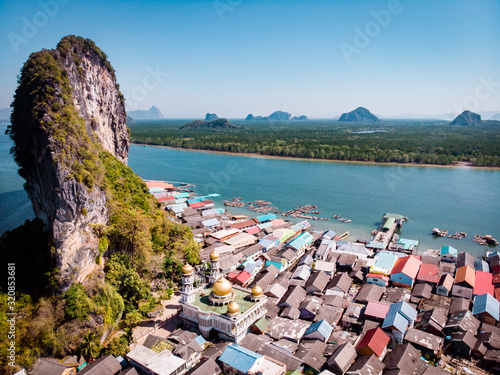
[133,143,500,170]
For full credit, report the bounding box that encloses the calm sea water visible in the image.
[1,121,499,258]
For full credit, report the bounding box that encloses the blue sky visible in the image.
[0,0,499,118]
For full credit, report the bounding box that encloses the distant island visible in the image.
[246,111,307,121]
[0,107,11,120]
[339,107,379,122]
[205,113,219,121]
[179,118,246,130]
[450,110,500,126]
[128,105,164,120]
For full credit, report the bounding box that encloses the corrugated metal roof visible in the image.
[416,263,440,283]
[219,345,261,373]
[473,293,500,321]
[473,271,494,296]
[382,310,409,333]
[364,301,391,320]
[391,256,422,279]
[372,252,398,273]
[382,217,395,230]
[255,213,277,223]
[455,265,476,288]
[304,319,333,340]
[441,245,458,257]
[356,328,390,357]
[474,259,490,273]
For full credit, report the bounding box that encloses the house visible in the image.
[278,285,306,309]
[444,310,480,335]
[370,252,400,275]
[475,259,490,273]
[411,283,432,300]
[488,254,500,274]
[451,285,473,299]
[340,302,365,331]
[255,213,277,223]
[457,252,475,268]
[78,356,122,375]
[390,256,422,288]
[233,271,253,287]
[452,330,477,356]
[337,253,358,271]
[303,319,334,342]
[293,264,312,281]
[315,239,336,261]
[439,261,456,275]
[419,294,451,317]
[455,265,475,289]
[381,287,411,303]
[349,269,364,283]
[325,273,352,297]
[404,328,443,353]
[201,218,220,230]
[382,301,417,343]
[295,340,328,373]
[280,305,300,320]
[259,235,279,252]
[355,284,385,304]
[267,317,312,342]
[436,273,454,296]
[306,270,330,294]
[184,359,221,375]
[366,273,389,287]
[346,355,384,375]
[218,344,286,375]
[315,260,336,275]
[450,297,470,315]
[298,253,314,267]
[326,342,357,375]
[224,232,257,249]
[314,305,344,327]
[127,346,186,375]
[336,242,370,259]
[473,293,500,324]
[416,263,440,285]
[363,301,391,321]
[173,337,205,371]
[440,245,458,263]
[210,228,239,242]
[483,350,500,373]
[31,359,77,375]
[356,328,390,359]
[414,309,447,336]
[286,232,314,254]
[473,271,494,296]
[383,343,427,375]
[257,343,304,372]
[264,283,287,299]
[299,296,323,320]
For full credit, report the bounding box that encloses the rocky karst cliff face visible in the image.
[8,36,129,290]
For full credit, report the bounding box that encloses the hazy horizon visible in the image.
[1,0,499,118]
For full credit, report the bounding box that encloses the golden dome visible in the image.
[251,285,263,296]
[212,276,232,296]
[210,250,220,261]
[182,263,193,274]
[227,301,240,314]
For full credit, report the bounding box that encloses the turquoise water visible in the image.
[1,121,499,258]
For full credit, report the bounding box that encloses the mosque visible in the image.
[179,249,267,343]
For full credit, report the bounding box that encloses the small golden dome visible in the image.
[182,263,193,274]
[251,285,263,296]
[212,276,232,296]
[227,301,240,314]
[210,250,220,261]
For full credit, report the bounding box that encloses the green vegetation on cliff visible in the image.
[130,119,500,166]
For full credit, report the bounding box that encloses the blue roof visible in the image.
[266,260,283,271]
[215,208,225,214]
[393,301,418,322]
[487,251,500,258]
[304,319,333,340]
[256,213,277,223]
[367,241,385,249]
[259,238,278,248]
[219,345,262,373]
[291,220,311,233]
[473,293,500,321]
[441,246,458,257]
[202,218,220,227]
[382,310,409,333]
[474,259,490,273]
[257,222,274,230]
[374,252,398,270]
[398,238,419,250]
[187,196,208,204]
[287,232,314,251]
[194,335,206,346]
[323,230,337,239]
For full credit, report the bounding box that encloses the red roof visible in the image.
[391,256,422,279]
[201,200,214,205]
[364,301,391,320]
[416,263,440,284]
[189,202,206,209]
[145,180,175,189]
[245,226,261,235]
[227,272,240,280]
[356,328,390,357]
[367,273,389,281]
[473,271,494,296]
[234,271,253,285]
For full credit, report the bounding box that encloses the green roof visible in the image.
[253,317,268,332]
[383,217,395,230]
[383,213,405,220]
[190,286,257,314]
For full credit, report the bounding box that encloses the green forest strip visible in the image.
[129,120,500,167]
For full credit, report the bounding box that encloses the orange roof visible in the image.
[473,271,494,296]
[455,265,475,288]
[391,256,422,279]
[145,180,175,189]
[356,328,390,357]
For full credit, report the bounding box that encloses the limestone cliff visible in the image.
[8,36,129,290]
